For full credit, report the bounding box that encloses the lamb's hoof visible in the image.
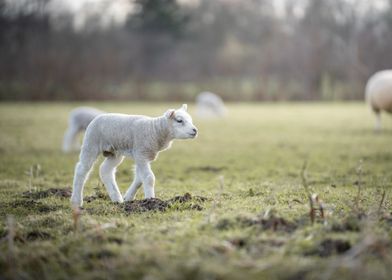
[70,196,83,208]
[123,197,133,202]
[110,195,124,204]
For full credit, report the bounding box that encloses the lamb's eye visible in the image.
[176,119,183,123]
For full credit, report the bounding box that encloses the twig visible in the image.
[354,160,363,211]
[28,166,33,192]
[377,189,386,215]
[301,161,315,224]
[34,164,41,178]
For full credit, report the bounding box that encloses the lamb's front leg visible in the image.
[137,161,156,199]
[71,148,99,207]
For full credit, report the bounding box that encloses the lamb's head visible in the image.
[165,104,198,139]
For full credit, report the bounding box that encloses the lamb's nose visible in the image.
[193,128,198,134]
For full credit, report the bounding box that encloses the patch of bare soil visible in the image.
[123,193,208,213]
[0,230,52,243]
[305,238,351,257]
[228,237,247,248]
[262,217,296,232]
[167,192,208,209]
[22,187,71,199]
[84,192,109,203]
[86,249,116,259]
[25,230,52,241]
[124,198,169,213]
[9,199,58,213]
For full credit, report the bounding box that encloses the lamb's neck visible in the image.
[151,116,173,151]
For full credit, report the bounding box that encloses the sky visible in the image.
[48,0,134,29]
[5,0,390,30]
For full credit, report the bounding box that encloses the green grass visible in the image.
[0,102,391,279]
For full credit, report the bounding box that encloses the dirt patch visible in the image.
[186,166,226,173]
[260,216,297,232]
[85,192,109,203]
[107,236,123,245]
[306,239,351,257]
[123,193,208,213]
[0,230,25,243]
[86,249,116,259]
[167,192,208,203]
[25,230,52,241]
[22,187,71,199]
[124,198,169,213]
[9,199,58,213]
[0,230,52,243]
[228,238,247,248]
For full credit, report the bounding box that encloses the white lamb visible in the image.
[63,107,104,152]
[365,70,392,131]
[70,104,198,208]
[196,91,227,118]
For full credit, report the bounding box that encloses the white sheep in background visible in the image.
[62,107,104,153]
[365,70,392,131]
[70,104,198,208]
[196,91,227,118]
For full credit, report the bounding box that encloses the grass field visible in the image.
[0,102,391,280]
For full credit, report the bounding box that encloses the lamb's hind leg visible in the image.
[99,155,124,203]
[123,165,143,201]
[71,148,99,207]
[63,124,79,152]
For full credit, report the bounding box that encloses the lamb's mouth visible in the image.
[189,132,197,138]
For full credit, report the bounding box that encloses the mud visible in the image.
[22,187,72,199]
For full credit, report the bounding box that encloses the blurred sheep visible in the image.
[365,70,392,131]
[63,107,104,153]
[196,91,227,118]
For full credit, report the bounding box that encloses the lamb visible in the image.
[196,91,227,118]
[63,107,104,152]
[70,104,198,208]
[365,70,392,131]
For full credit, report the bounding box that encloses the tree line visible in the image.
[1,0,391,101]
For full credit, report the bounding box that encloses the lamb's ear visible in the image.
[164,109,175,119]
[181,104,188,111]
